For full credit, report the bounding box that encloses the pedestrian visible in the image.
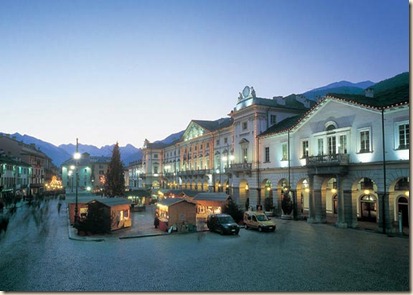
[197,220,206,241]
[57,201,62,214]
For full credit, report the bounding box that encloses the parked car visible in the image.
[207,214,240,235]
[244,211,276,232]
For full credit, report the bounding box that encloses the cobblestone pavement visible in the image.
[0,197,409,292]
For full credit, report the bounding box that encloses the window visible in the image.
[359,129,371,153]
[317,138,324,155]
[270,115,276,126]
[242,121,248,130]
[327,136,336,155]
[224,137,228,144]
[398,123,410,149]
[339,135,347,154]
[264,147,270,162]
[282,143,288,161]
[242,147,248,163]
[154,154,158,159]
[216,139,220,146]
[302,140,309,158]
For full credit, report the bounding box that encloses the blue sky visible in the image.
[1,0,409,148]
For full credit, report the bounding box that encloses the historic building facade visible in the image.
[0,134,57,197]
[61,153,111,194]
[140,83,409,232]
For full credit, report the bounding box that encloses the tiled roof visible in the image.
[158,197,195,206]
[252,96,311,110]
[164,189,200,197]
[259,84,409,138]
[193,192,230,202]
[192,117,233,131]
[259,115,302,137]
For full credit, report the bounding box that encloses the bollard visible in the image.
[398,211,403,234]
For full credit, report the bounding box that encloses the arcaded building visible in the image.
[140,80,409,233]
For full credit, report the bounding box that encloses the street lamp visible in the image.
[73,138,81,226]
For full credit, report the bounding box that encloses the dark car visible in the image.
[207,214,240,235]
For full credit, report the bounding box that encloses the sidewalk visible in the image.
[325,215,409,238]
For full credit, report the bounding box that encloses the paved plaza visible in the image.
[0,196,409,292]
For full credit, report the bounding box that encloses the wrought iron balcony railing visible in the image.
[306,154,349,167]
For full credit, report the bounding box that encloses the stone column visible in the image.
[336,176,348,228]
[377,192,393,233]
[307,175,316,223]
[308,175,326,223]
[232,186,240,207]
[341,189,358,228]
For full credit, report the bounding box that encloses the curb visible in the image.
[119,233,169,239]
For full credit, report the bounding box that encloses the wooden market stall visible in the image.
[68,202,88,225]
[155,198,196,232]
[126,189,151,211]
[192,192,231,225]
[86,198,132,232]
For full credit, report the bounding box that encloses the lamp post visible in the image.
[73,138,81,226]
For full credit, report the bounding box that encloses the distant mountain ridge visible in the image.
[301,80,375,101]
[3,72,408,167]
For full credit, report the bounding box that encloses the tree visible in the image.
[222,198,244,224]
[104,142,125,197]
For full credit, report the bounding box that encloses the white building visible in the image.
[141,77,409,233]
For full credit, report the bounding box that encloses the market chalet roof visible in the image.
[259,83,409,138]
[193,192,231,202]
[89,198,131,207]
[157,197,195,207]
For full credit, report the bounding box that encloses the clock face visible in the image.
[242,86,250,98]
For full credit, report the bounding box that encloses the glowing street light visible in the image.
[74,138,81,226]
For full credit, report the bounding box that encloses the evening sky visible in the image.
[0,0,409,148]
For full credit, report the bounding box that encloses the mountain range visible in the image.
[2,72,408,167]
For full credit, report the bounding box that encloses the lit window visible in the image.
[398,123,409,149]
[282,143,288,161]
[318,138,324,155]
[302,140,309,158]
[339,135,347,154]
[359,129,371,153]
[327,136,336,155]
[264,147,270,162]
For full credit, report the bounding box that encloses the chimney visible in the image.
[365,88,374,98]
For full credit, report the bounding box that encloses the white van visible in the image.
[244,211,276,232]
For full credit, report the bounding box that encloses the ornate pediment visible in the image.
[183,122,205,141]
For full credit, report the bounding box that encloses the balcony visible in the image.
[306,154,349,175]
[177,169,210,178]
[227,162,252,177]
